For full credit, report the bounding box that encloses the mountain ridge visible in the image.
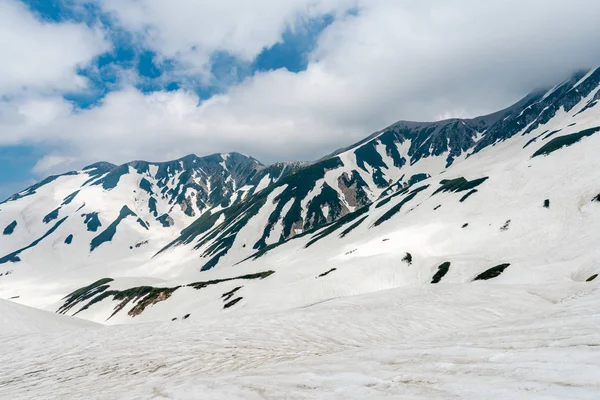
[1,67,600,321]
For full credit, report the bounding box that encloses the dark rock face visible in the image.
[532,127,600,157]
[3,220,17,235]
[83,213,102,232]
[90,206,137,251]
[43,208,61,224]
[90,152,297,214]
[473,264,511,281]
[431,262,451,284]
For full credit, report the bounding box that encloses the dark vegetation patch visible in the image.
[136,218,149,230]
[3,220,17,235]
[575,99,598,116]
[0,217,68,264]
[92,164,130,190]
[462,223,469,228]
[43,208,60,224]
[372,185,429,227]
[303,184,346,231]
[431,262,451,284]
[434,205,441,211]
[375,197,392,209]
[188,270,274,290]
[338,216,368,238]
[408,173,429,186]
[112,286,180,318]
[532,127,600,157]
[500,220,511,232]
[148,197,158,217]
[90,206,136,251]
[544,199,550,208]
[459,189,478,202]
[168,190,269,271]
[183,314,190,319]
[221,286,242,302]
[317,268,337,278]
[402,253,413,265]
[134,240,148,248]
[523,137,538,149]
[253,157,345,250]
[433,177,489,195]
[65,234,73,244]
[82,212,102,232]
[542,129,562,140]
[157,213,174,227]
[139,178,154,195]
[58,278,114,314]
[223,297,243,309]
[59,271,275,319]
[70,286,181,319]
[586,274,598,282]
[61,190,80,205]
[522,130,549,149]
[593,194,600,203]
[473,263,510,281]
[353,140,391,187]
[305,206,370,248]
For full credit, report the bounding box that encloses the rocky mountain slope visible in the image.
[1,67,600,321]
[154,67,600,272]
[0,152,301,304]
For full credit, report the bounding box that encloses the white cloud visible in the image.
[32,154,78,174]
[3,0,600,176]
[0,0,109,97]
[99,0,357,77]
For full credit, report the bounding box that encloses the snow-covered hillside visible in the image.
[1,68,600,399]
[2,66,598,322]
[0,152,301,306]
[1,281,598,398]
[152,67,600,273]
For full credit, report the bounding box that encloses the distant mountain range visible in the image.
[1,67,600,323]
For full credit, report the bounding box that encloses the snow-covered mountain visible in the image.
[1,67,600,322]
[2,68,600,399]
[154,67,600,273]
[0,152,302,305]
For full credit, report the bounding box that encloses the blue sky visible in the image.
[0,0,334,200]
[1,0,599,201]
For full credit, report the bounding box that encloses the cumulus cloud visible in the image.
[0,0,109,97]
[98,0,358,77]
[3,0,600,175]
[32,154,78,174]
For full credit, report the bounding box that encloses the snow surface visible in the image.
[0,282,598,398]
[0,299,97,336]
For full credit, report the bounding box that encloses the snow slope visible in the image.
[0,283,598,398]
[0,299,97,336]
